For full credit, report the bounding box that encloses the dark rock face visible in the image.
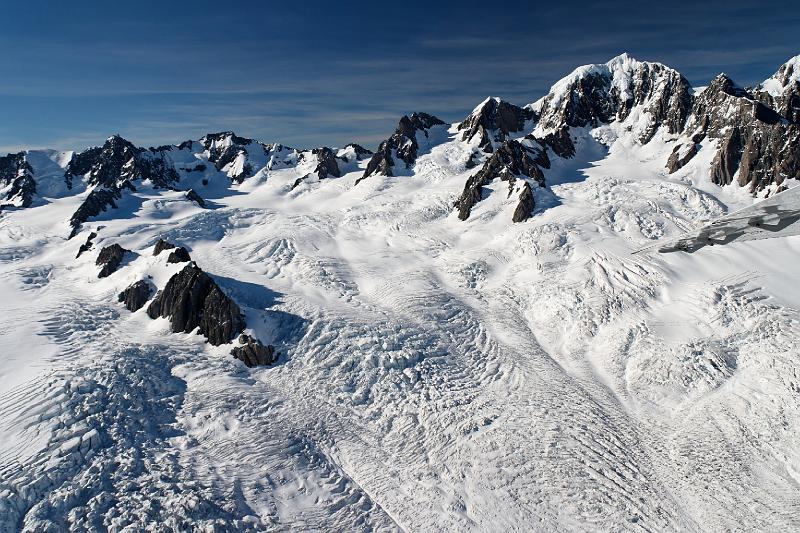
[666,142,699,174]
[312,147,341,179]
[137,150,180,188]
[455,140,548,221]
[118,280,152,312]
[458,98,536,153]
[66,135,141,188]
[146,263,245,346]
[357,113,445,184]
[511,182,535,223]
[0,152,36,210]
[185,188,206,208]
[166,247,191,264]
[534,127,576,159]
[709,128,742,185]
[76,231,97,258]
[153,238,176,256]
[679,71,800,191]
[231,334,276,367]
[200,131,259,183]
[96,244,128,278]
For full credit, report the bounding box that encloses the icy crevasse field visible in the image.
[1,123,800,532]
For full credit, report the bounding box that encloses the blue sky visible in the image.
[1,0,798,153]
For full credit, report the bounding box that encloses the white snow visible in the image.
[761,54,800,96]
[1,107,800,531]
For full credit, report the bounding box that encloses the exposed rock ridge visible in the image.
[356,113,445,184]
[673,70,799,191]
[118,280,152,311]
[455,139,549,222]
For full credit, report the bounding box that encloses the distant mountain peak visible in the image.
[458,97,535,153]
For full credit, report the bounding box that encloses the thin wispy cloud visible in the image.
[0,0,797,152]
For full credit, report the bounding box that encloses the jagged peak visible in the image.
[102,134,138,150]
[537,53,683,108]
[469,96,504,115]
[458,96,534,152]
[705,73,749,98]
[398,112,446,135]
[200,131,254,147]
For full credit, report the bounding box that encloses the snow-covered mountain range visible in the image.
[1,53,799,531]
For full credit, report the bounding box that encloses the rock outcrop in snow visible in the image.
[356,113,445,184]
[96,244,129,278]
[455,139,548,221]
[118,279,152,311]
[231,334,277,367]
[756,54,800,123]
[166,246,191,264]
[146,262,245,346]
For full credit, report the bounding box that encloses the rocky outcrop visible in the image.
[511,182,535,223]
[118,280,152,311]
[754,55,800,123]
[185,188,206,208]
[231,334,276,367]
[153,238,176,256]
[66,135,145,188]
[356,113,445,184]
[458,97,536,152]
[666,142,699,174]
[166,247,191,264]
[708,128,742,185]
[146,263,245,346]
[137,149,180,188]
[0,152,35,210]
[311,147,341,179]
[76,231,97,258]
[96,244,129,278]
[152,238,190,263]
[455,140,548,221]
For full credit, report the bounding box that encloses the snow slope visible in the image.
[1,63,800,531]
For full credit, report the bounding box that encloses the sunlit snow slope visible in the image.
[1,55,800,532]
